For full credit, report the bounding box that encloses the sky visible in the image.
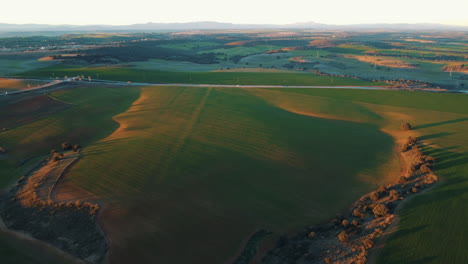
[3,0,468,26]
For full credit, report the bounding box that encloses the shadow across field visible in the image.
[413,117,468,130]
[418,132,455,141]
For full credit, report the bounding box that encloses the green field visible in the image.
[1,85,467,264]
[17,65,385,86]
[1,85,396,263]
[258,88,468,264]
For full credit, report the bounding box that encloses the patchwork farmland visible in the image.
[0,29,467,264]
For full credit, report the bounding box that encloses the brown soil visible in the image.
[344,55,417,69]
[442,64,468,73]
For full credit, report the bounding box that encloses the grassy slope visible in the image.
[262,88,468,264]
[52,86,394,264]
[0,87,140,263]
[0,87,140,175]
[17,66,384,86]
[1,86,466,263]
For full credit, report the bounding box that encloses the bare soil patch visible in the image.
[344,55,417,69]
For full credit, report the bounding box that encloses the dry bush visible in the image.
[407,136,418,145]
[309,231,316,238]
[342,219,349,227]
[411,187,419,193]
[353,208,365,218]
[351,220,359,227]
[425,156,435,163]
[362,238,374,249]
[378,185,387,192]
[420,164,432,173]
[401,144,411,152]
[398,176,408,184]
[400,123,412,131]
[370,191,380,201]
[51,152,63,162]
[389,190,400,201]
[72,144,81,152]
[373,204,389,218]
[338,231,349,243]
[61,142,72,150]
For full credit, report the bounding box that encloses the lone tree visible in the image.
[401,123,412,131]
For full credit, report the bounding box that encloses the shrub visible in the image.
[50,149,56,155]
[353,208,364,218]
[411,187,419,193]
[401,144,411,152]
[389,190,400,201]
[420,164,432,173]
[407,136,418,145]
[362,238,374,249]
[72,144,81,152]
[400,123,412,131]
[425,156,435,163]
[61,142,72,150]
[373,204,389,218]
[308,232,316,238]
[370,191,380,201]
[342,219,349,227]
[398,176,408,184]
[378,185,387,192]
[338,231,349,243]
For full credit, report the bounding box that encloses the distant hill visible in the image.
[0,21,467,32]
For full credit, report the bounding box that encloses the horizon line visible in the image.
[1,20,468,27]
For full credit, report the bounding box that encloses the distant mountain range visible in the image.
[0,21,467,32]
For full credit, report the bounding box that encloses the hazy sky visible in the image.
[3,0,468,26]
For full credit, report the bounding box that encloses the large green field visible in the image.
[1,85,467,264]
[1,85,396,263]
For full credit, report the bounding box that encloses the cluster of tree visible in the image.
[383,79,435,88]
[400,136,435,176]
[49,142,81,162]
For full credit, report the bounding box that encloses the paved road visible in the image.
[2,78,466,96]
[0,78,387,97]
[1,79,66,96]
